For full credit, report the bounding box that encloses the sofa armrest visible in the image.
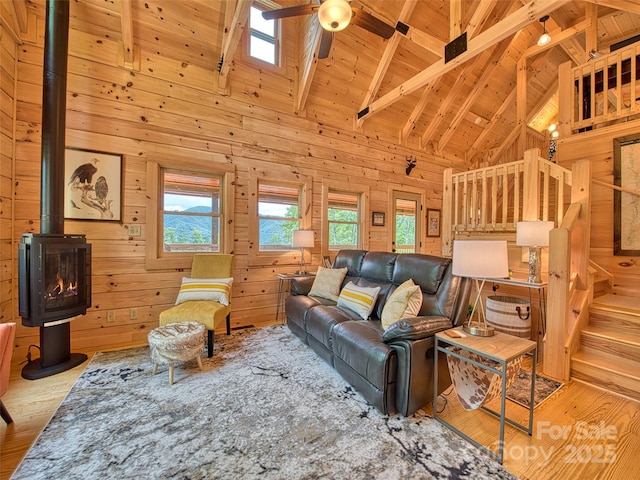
[290,276,315,295]
[382,316,452,343]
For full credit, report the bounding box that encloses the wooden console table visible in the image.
[434,327,537,464]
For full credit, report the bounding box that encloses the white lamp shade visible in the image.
[516,221,554,247]
[452,240,509,279]
[317,0,352,32]
[537,32,551,46]
[292,230,314,248]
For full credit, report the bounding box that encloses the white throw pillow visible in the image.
[308,267,348,302]
[381,279,423,330]
[337,282,381,320]
[175,277,233,306]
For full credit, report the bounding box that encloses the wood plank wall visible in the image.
[556,118,640,297]
[2,1,451,357]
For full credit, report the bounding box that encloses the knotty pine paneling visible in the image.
[7,0,447,356]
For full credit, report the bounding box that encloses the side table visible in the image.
[434,327,537,464]
[275,273,315,323]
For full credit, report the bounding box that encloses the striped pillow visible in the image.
[175,277,233,306]
[337,282,381,320]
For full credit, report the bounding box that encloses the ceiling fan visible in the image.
[262,0,395,59]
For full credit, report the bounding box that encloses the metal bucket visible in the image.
[486,295,531,338]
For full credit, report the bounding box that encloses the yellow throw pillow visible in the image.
[175,277,233,306]
[337,282,381,320]
[381,279,423,330]
[308,267,348,302]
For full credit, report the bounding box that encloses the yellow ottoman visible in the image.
[148,322,205,385]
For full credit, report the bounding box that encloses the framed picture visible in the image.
[613,134,640,255]
[427,209,441,237]
[372,211,385,226]
[322,255,332,268]
[64,148,122,222]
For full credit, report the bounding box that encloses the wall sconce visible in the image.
[516,221,554,283]
[317,0,352,33]
[292,230,314,274]
[537,15,551,46]
[406,157,416,175]
[452,240,510,337]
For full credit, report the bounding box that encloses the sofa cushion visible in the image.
[393,254,449,295]
[306,305,360,350]
[308,267,348,302]
[337,282,381,320]
[381,279,423,330]
[175,277,233,306]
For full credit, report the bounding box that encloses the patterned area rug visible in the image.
[506,369,564,409]
[12,325,516,480]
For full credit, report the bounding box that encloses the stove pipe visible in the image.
[40,0,69,235]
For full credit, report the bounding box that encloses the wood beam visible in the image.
[522,18,592,58]
[358,0,571,122]
[296,17,323,112]
[583,0,640,15]
[218,0,252,91]
[516,57,528,158]
[437,35,516,152]
[560,37,587,66]
[465,0,498,38]
[119,0,134,69]
[585,3,598,55]
[450,0,462,39]
[400,82,433,144]
[356,0,418,129]
[398,23,446,57]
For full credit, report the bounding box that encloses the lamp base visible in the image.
[463,324,495,337]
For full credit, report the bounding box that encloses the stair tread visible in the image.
[582,325,640,346]
[572,350,640,378]
[592,294,640,316]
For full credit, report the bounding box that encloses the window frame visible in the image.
[322,180,369,256]
[249,170,312,267]
[242,3,284,73]
[146,155,235,270]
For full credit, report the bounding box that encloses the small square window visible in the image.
[249,6,277,65]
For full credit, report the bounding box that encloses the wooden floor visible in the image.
[1,341,639,480]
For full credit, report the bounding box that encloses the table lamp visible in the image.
[452,240,509,336]
[516,221,554,283]
[292,230,314,274]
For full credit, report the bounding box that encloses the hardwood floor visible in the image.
[2,342,639,480]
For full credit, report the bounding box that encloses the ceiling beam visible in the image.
[296,16,323,112]
[119,0,134,69]
[522,18,592,58]
[357,0,571,122]
[465,0,498,38]
[450,0,462,39]
[399,82,434,144]
[218,0,252,91]
[356,0,419,129]
[583,0,640,15]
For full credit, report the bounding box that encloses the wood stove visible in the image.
[19,234,91,327]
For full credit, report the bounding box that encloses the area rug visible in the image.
[12,325,516,480]
[506,369,563,409]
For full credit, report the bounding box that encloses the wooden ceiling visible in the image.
[10,0,640,169]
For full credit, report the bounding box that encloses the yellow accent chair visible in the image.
[1,322,16,424]
[159,254,233,357]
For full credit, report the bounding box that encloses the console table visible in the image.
[434,327,537,464]
[275,273,315,323]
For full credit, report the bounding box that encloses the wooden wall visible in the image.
[556,118,640,297]
[2,1,451,356]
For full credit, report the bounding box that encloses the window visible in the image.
[321,181,369,255]
[327,190,360,250]
[146,156,235,270]
[249,6,277,65]
[161,169,222,253]
[258,182,301,251]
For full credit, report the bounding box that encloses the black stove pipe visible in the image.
[40,0,69,235]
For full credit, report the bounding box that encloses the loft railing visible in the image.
[563,42,640,132]
[441,148,572,256]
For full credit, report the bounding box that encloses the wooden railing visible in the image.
[564,42,640,132]
[442,148,572,256]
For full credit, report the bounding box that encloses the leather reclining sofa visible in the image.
[285,250,471,416]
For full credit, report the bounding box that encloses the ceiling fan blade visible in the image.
[262,4,318,20]
[318,30,333,59]
[350,7,395,39]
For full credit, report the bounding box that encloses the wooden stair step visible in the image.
[589,298,640,334]
[571,350,640,402]
[580,325,640,362]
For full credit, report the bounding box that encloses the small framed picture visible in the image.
[64,148,122,222]
[322,255,332,268]
[427,209,441,237]
[372,211,385,226]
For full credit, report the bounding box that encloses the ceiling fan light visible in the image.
[318,0,352,33]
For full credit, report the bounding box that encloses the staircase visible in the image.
[571,294,640,401]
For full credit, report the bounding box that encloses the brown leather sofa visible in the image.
[285,250,471,416]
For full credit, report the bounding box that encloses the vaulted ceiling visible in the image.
[9,0,640,169]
